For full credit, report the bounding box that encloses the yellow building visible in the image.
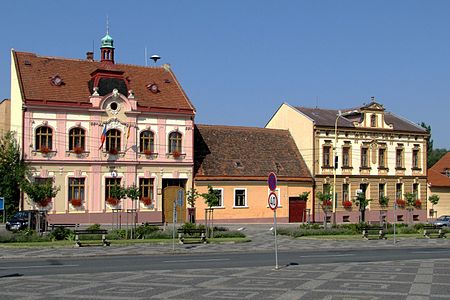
[267,99,428,223]
[0,98,11,136]
[428,152,450,218]
[194,125,313,223]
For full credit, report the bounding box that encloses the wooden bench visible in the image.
[177,228,207,244]
[362,226,386,240]
[50,223,79,231]
[423,225,447,239]
[74,229,110,247]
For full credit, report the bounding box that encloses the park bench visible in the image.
[362,226,387,240]
[177,228,207,244]
[423,225,447,239]
[74,229,110,247]
[50,223,79,231]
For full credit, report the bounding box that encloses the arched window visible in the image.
[69,127,86,151]
[168,132,182,153]
[370,114,377,127]
[106,129,121,152]
[140,130,155,153]
[35,126,53,151]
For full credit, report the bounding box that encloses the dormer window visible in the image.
[147,83,159,93]
[370,114,377,127]
[51,75,63,86]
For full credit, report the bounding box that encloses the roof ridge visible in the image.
[385,111,426,132]
[196,124,289,133]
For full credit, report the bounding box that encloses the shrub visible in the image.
[136,223,160,239]
[212,231,245,238]
[107,229,127,240]
[87,223,101,231]
[50,226,73,241]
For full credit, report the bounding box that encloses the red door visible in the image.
[289,197,306,223]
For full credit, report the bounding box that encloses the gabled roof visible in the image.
[194,124,312,181]
[13,51,195,114]
[294,104,426,134]
[429,152,450,187]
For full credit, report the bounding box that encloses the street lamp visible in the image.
[332,109,358,225]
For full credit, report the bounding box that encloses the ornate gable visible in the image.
[354,98,393,130]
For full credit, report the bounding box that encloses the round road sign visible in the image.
[268,172,277,191]
[268,192,278,210]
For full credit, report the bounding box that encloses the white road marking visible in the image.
[163,258,230,263]
[412,250,450,254]
[298,254,354,258]
[0,264,79,270]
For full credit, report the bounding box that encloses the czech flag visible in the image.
[99,125,107,150]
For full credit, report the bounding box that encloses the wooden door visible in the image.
[289,197,306,223]
[163,186,186,223]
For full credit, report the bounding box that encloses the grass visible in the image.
[297,233,426,240]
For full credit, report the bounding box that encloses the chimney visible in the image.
[86,51,94,61]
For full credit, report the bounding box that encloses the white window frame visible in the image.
[212,188,224,208]
[233,188,247,208]
[267,188,281,207]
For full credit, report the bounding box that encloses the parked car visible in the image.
[433,215,450,227]
[5,210,39,231]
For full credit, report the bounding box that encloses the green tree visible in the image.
[298,191,310,201]
[419,122,448,168]
[187,188,200,208]
[201,185,219,208]
[22,180,60,208]
[0,132,28,219]
[428,194,440,218]
[354,192,371,223]
[125,184,140,201]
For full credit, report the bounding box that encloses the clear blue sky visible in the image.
[1,1,449,148]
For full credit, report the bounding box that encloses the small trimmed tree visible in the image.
[316,191,332,228]
[201,185,219,237]
[354,192,371,223]
[404,192,416,224]
[187,188,200,223]
[428,194,440,219]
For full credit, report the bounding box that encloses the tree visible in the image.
[201,185,219,237]
[316,191,332,228]
[419,122,448,168]
[428,194,440,218]
[187,188,200,208]
[404,192,417,224]
[22,180,60,209]
[354,192,371,223]
[0,132,28,219]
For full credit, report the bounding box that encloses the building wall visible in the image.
[10,51,23,148]
[0,99,11,136]
[427,186,450,218]
[194,180,313,223]
[266,103,315,173]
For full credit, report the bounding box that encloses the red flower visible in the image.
[108,148,119,155]
[106,197,120,206]
[40,146,50,154]
[396,199,406,208]
[414,199,422,208]
[73,146,83,154]
[70,198,83,207]
[37,198,52,207]
[343,200,353,208]
[322,200,332,207]
[172,150,181,158]
[140,197,152,206]
[143,149,153,156]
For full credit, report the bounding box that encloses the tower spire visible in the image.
[100,18,115,64]
[106,15,109,35]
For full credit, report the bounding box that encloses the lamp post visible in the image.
[332,110,358,225]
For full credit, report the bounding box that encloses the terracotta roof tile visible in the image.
[194,124,312,180]
[429,152,450,187]
[13,51,195,113]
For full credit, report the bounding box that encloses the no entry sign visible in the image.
[268,172,277,191]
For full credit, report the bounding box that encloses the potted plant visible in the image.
[379,195,389,208]
[414,199,422,209]
[108,148,119,155]
[37,197,52,208]
[343,200,352,209]
[140,197,152,206]
[70,198,83,207]
[40,146,50,154]
[143,149,152,156]
[73,146,83,155]
[172,150,181,158]
[106,197,120,207]
[396,199,406,208]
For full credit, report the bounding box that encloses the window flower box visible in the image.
[106,197,120,207]
[37,198,52,208]
[343,200,353,208]
[143,149,153,156]
[172,150,181,158]
[414,199,422,209]
[396,199,406,208]
[140,197,152,206]
[72,147,84,155]
[108,148,119,156]
[70,198,83,207]
[39,146,50,154]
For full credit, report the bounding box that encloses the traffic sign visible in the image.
[268,192,278,210]
[176,188,184,207]
[268,172,277,191]
[0,197,4,210]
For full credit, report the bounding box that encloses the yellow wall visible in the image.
[266,103,314,173]
[0,99,10,136]
[428,187,450,217]
[194,180,313,223]
[10,51,24,149]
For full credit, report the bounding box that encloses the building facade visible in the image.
[428,152,450,218]
[10,33,195,224]
[267,100,428,223]
[0,98,11,136]
[194,125,313,223]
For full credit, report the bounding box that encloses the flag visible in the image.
[99,124,107,150]
[125,126,131,150]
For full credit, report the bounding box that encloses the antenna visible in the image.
[106,15,109,34]
[150,54,161,64]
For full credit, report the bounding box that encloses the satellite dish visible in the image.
[150,55,161,63]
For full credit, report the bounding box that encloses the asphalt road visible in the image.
[1,246,450,277]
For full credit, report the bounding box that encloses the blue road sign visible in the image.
[0,197,4,210]
[177,189,184,207]
[268,172,277,191]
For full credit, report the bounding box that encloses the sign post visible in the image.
[0,197,4,223]
[393,201,397,245]
[268,172,279,270]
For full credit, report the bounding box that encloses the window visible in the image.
[370,114,377,127]
[234,189,246,207]
[69,128,85,151]
[323,145,331,167]
[445,169,450,178]
[106,129,121,152]
[396,148,404,168]
[213,188,224,207]
[139,130,155,153]
[379,183,385,198]
[68,178,85,201]
[139,178,154,200]
[168,132,182,153]
[412,149,420,169]
[35,177,52,185]
[105,178,121,199]
[342,184,349,202]
[342,146,350,167]
[413,183,419,200]
[361,147,369,168]
[35,126,53,150]
[323,183,331,195]
[396,183,403,200]
[378,148,386,168]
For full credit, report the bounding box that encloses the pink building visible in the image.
[10,32,195,224]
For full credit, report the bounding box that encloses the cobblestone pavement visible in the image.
[1,258,449,299]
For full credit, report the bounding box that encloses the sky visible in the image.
[1,1,449,148]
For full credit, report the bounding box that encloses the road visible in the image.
[1,246,450,277]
